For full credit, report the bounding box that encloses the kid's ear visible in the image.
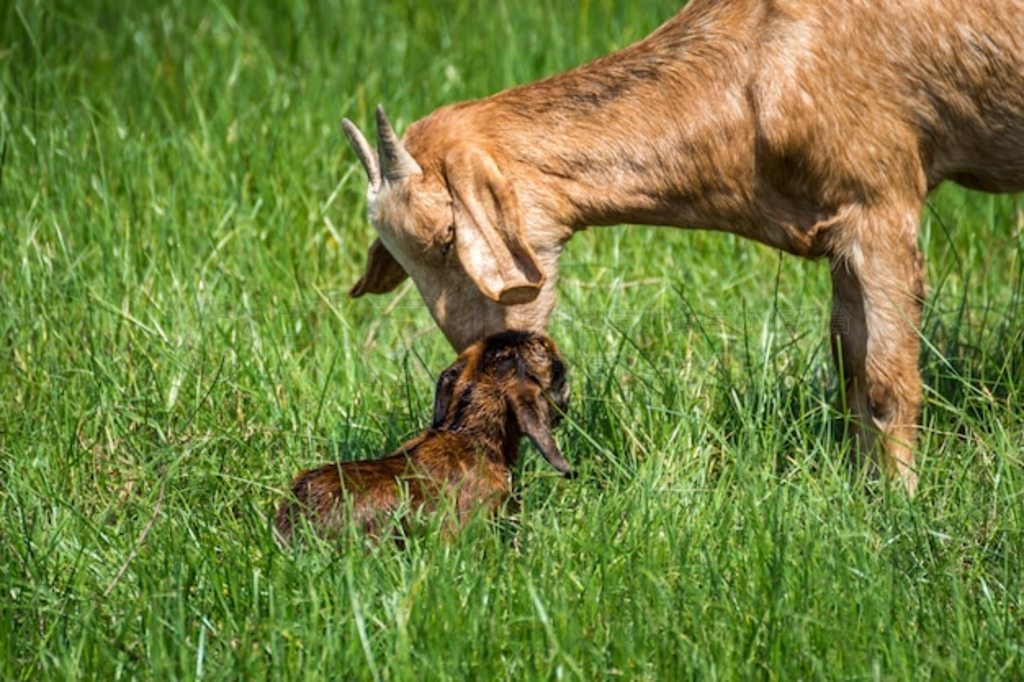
[508,382,575,477]
[432,361,464,428]
[349,238,408,297]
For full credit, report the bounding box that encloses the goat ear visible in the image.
[432,363,462,428]
[509,383,575,478]
[444,147,546,305]
[349,238,408,297]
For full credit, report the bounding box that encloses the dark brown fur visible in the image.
[274,331,571,545]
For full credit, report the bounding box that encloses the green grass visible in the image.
[2,0,1023,678]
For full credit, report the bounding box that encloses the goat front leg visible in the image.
[830,206,925,495]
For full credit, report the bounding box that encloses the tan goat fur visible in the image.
[342,0,1024,494]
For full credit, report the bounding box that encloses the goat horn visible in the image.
[375,104,422,182]
[341,118,382,191]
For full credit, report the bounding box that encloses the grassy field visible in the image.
[2,0,1023,678]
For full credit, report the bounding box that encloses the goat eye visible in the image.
[440,224,455,255]
[550,358,565,388]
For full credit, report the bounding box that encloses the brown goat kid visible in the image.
[341,0,1024,494]
[275,332,571,544]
